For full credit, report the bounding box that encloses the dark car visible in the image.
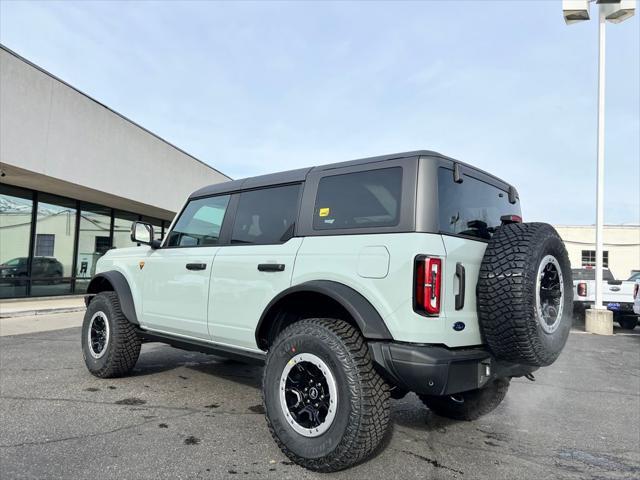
[0,256,64,282]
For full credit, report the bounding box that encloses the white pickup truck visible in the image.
[573,268,638,330]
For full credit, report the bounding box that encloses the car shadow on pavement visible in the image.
[128,343,263,389]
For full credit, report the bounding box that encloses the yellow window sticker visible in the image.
[319,207,330,217]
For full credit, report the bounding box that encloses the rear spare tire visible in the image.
[477,222,573,367]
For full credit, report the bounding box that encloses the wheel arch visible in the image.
[85,271,139,325]
[255,280,393,351]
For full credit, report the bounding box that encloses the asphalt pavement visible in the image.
[0,321,638,480]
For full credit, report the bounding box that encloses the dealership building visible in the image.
[0,45,230,299]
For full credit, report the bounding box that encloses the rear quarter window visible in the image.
[438,167,520,240]
[313,167,403,230]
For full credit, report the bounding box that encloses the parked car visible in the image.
[634,280,640,316]
[572,267,638,329]
[81,150,574,471]
[0,256,63,284]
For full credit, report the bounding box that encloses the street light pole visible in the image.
[562,0,636,333]
[594,7,606,310]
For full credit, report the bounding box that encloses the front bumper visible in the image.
[369,342,538,396]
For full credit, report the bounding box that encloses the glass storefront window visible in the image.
[0,185,33,298]
[75,204,112,293]
[30,194,77,297]
[1,185,172,298]
[113,211,139,249]
[141,216,165,242]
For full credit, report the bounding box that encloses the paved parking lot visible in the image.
[0,317,638,480]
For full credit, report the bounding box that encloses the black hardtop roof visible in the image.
[189,150,513,198]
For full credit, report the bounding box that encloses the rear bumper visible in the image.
[574,301,636,314]
[369,341,537,396]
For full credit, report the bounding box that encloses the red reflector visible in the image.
[577,282,587,297]
[414,256,442,316]
[500,214,523,224]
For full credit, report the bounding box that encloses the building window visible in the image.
[0,184,33,299]
[75,204,112,293]
[95,236,111,255]
[35,234,55,256]
[31,193,77,296]
[581,250,609,268]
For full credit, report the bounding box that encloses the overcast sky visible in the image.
[1,0,638,225]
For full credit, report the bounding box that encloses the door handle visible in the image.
[257,263,285,272]
[186,263,207,271]
[455,262,465,310]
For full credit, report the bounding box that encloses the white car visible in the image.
[634,280,640,316]
[572,268,638,329]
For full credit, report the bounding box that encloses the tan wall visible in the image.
[554,225,640,280]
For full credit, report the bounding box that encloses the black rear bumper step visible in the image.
[369,341,538,396]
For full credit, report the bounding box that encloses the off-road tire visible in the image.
[419,378,510,421]
[477,222,573,367]
[82,291,141,378]
[617,315,638,330]
[263,318,390,472]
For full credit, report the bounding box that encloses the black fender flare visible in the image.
[255,280,393,349]
[86,271,139,325]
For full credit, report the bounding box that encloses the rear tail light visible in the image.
[634,283,639,300]
[414,256,442,316]
[577,282,587,297]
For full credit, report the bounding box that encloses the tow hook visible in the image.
[524,373,536,382]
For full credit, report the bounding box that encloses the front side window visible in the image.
[438,167,520,240]
[313,167,403,230]
[167,195,230,247]
[231,184,301,245]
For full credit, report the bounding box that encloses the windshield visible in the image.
[2,258,27,266]
[438,167,521,240]
[572,269,615,282]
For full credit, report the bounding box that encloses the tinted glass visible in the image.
[112,211,139,249]
[231,184,301,245]
[572,269,615,281]
[31,194,77,296]
[313,167,402,230]
[167,195,230,247]
[0,185,33,298]
[75,204,112,293]
[438,167,521,240]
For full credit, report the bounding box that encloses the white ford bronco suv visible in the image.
[82,151,573,472]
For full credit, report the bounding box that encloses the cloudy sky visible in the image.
[1,0,638,224]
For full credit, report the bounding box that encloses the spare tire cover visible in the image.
[477,222,573,367]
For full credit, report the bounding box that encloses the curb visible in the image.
[0,306,86,319]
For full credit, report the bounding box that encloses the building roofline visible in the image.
[0,43,231,181]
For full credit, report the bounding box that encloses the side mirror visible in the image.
[131,221,158,248]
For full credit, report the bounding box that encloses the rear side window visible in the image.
[313,167,403,230]
[438,167,520,240]
[231,184,301,245]
[167,195,230,247]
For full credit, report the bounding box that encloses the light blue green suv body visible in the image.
[82,150,573,472]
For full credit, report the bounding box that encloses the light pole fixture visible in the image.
[561,0,636,321]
